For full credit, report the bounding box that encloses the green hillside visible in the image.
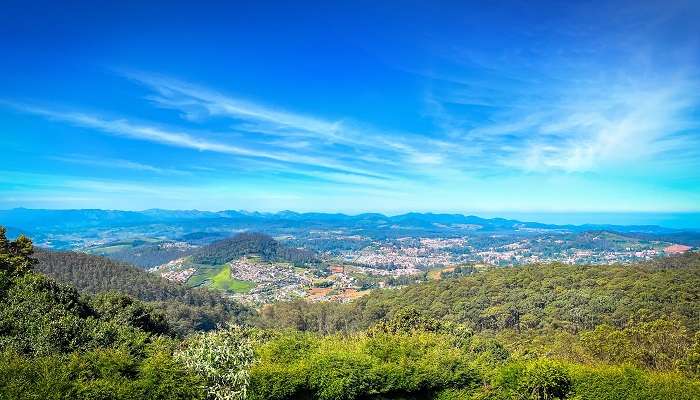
[191,232,317,266]
[33,248,253,335]
[3,227,700,400]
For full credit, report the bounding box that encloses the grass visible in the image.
[211,264,255,292]
[186,267,216,287]
[188,263,255,293]
[427,266,456,280]
[427,268,443,280]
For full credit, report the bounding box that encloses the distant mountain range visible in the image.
[1,207,696,235]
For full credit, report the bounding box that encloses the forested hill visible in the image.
[191,232,317,265]
[257,252,700,334]
[34,249,252,334]
[4,227,700,399]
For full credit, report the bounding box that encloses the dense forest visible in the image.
[191,232,318,266]
[2,227,700,399]
[1,227,208,399]
[33,248,252,335]
[255,254,700,334]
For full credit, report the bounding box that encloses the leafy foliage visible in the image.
[177,324,255,400]
[0,340,206,400]
[579,318,692,371]
[249,329,481,399]
[0,226,35,278]
[516,360,572,400]
[246,316,700,400]
[1,229,168,355]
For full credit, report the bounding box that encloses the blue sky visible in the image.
[1,0,699,218]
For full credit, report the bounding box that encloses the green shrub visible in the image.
[249,330,482,400]
[176,324,255,400]
[517,360,571,400]
[569,364,700,400]
[0,344,205,400]
[308,350,373,400]
[0,351,74,400]
[249,362,309,400]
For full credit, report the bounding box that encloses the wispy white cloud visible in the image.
[125,71,355,144]
[118,69,700,179]
[6,67,461,191]
[122,71,446,166]
[423,53,700,175]
[10,103,398,181]
[48,154,191,175]
[408,0,700,178]
[5,55,699,204]
[502,80,699,172]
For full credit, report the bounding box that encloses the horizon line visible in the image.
[3,207,700,215]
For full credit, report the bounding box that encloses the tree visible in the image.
[90,292,170,336]
[0,226,35,279]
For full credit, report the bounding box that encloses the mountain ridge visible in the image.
[2,207,696,233]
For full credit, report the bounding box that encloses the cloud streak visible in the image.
[125,71,365,146]
[49,154,191,176]
[423,55,700,175]
[11,103,400,181]
[122,71,447,165]
[4,33,700,211]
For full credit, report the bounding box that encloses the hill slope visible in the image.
[34,249,252,335]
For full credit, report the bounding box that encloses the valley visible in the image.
[5,209,695,305]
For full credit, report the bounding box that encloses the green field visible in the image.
[211,264,255,292]
[86,244,132,254]
[187,263,255,293]
[86,237,162,255]
[186,266,218,287]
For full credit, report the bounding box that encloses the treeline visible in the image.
[34,248,252,335]
[255,253,700,335]
[440,265,477,279]
[191,232,318,266]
